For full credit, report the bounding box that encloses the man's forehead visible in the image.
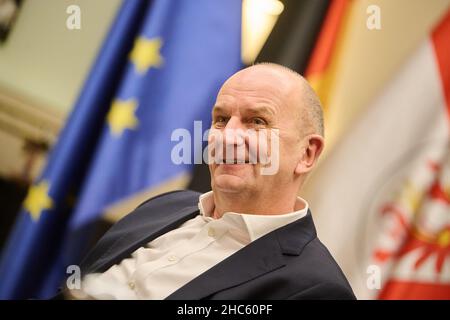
[212,102,277,117]
[214,89,284,114]
[221,66,300,102]
[215,66,299,111]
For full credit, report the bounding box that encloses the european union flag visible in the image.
[0,0,242,299]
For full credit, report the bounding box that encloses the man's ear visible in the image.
[295,134,324,175]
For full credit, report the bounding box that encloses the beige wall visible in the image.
[0,0,122,113]
[0,0,122,179]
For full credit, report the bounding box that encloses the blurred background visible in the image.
[0,0,449,299]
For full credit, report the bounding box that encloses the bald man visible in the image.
[63,63,355,300]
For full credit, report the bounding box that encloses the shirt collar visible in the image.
[198,191,309,242]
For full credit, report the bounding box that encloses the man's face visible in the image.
[208,67,304,196]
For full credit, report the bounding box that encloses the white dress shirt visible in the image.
[72,191,308,299]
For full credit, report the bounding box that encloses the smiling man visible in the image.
[209,63,324,219]
[64,63,355,300]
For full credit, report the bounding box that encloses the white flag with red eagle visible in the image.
[303,9,450,299]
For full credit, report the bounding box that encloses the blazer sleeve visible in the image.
[287,282,357,300]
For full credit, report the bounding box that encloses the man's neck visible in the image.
[212,189,299,219]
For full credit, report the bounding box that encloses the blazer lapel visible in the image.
[166,230,285,300]
[166,210,316,300]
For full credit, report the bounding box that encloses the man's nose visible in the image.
[224,116,244,131]
[223,117,246,146]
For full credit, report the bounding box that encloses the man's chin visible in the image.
[212,174,249,194]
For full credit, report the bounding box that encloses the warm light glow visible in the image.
[242,0,285,65]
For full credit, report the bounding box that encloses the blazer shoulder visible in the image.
[294,237,356,298]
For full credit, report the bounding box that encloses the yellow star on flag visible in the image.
[129,37,163,74]
[23,180,53,221]
[107,99,139,137]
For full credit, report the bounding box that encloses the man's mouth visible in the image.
[221,159,251,164]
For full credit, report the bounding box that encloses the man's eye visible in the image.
[214,116,227,126]
[250,117,267,126]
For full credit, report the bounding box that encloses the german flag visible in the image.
[255,0,330,73]
[304,0,350,110]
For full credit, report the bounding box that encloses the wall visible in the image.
[0,0,122,180]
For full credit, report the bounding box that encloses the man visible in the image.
[65,63,355,300]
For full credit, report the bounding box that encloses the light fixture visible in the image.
[241,0,285,65]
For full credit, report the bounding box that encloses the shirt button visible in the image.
[208,227,216,237]
[168,255,177,262]
[128,281,135,290]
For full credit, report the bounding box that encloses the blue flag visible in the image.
[0,0,242,299]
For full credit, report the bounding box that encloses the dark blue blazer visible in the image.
[75,190,356,300]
